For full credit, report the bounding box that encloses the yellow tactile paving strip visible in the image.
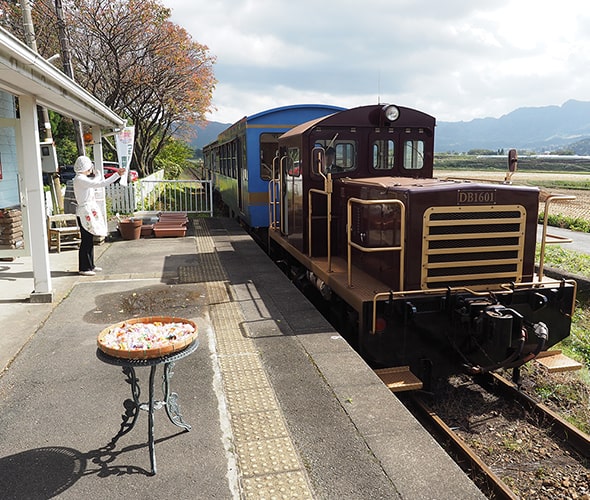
[193,221,315,499]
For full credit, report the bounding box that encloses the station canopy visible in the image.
[0,27,125,129]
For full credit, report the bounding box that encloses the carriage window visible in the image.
[231,142,237,178]
[403,140,424,170]
[241,140,247,180]
[287,147,300,177]
[372,140,395,170]
[221,142,237,177]
[260,133,281,180]
[220,144,227,175]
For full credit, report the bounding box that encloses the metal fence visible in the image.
[105,179,213,216]
[104,182,136,213]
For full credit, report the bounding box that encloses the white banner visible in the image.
[115,126,135,186]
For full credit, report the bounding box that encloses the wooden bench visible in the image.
[47,214,81,252]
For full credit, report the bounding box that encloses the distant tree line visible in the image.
[466,149,506,156]
[446,138,590,157]
[435,154,590,172]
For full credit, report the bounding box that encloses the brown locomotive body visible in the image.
[340,177,540,291]
[267,104,576,383]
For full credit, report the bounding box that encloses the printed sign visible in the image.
[114,126,135,186]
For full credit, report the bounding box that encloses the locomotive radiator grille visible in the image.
[421,205,526,289]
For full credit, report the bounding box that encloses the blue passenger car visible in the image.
[203,104,344,228]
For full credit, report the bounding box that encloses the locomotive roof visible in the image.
[340,175,540,194]
[339,176,445,190]
[280,104,436,140]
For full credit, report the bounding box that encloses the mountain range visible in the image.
[435,99,590,153]
[190,99,590,154]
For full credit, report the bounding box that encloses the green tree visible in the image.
[467,149,497,156]
[153,138,195,179]
[49,111,78,165]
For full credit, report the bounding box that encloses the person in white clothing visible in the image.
[73,155,125,276]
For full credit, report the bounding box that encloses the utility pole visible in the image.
[19,0,64,212]
[19,0,53,142]
[54,0,85,156]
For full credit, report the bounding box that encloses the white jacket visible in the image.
[73,172,120,236]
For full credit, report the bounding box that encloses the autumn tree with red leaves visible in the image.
[0,0,216,176]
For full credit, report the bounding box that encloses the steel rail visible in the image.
[407,394,518,499]
[488,372,590,458]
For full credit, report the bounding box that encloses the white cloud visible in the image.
[163,0,590,124]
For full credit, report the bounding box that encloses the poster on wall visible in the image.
[114,126,135,187]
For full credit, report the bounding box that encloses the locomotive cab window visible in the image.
[372,139,395,170]
[403,139,424,170]
[313,139,357,175]
[286,147,301,177]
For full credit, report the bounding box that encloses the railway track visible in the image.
[487,372,590,458]
[404,393,518,499]
[400,372,590,498]
[260,218,588,496]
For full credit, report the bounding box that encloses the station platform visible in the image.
[0,217,485,499]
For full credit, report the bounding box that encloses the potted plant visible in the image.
[118,217,142,240]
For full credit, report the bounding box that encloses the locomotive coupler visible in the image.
[464,303,549,375]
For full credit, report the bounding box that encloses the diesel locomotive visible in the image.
[205,103,576,384]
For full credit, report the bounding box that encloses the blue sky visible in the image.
[162,0,590,124]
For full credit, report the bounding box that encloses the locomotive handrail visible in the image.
[268,155,280,230]
[279,156,289,232]
[369,278,577,334]
[500,279,577,317]
[346,198,406,290]
[307,146,334,271]
[538,194,576,281]
[312,145,328,183]
[268,179,280,229]
[308,177,334,272]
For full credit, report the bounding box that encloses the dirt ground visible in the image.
[541,188,590,219]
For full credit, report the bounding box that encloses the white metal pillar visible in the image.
[18,94,53,302]
[91,125,104,171]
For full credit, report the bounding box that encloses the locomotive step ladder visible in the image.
[374,366,423,392]
[534,350,582,373]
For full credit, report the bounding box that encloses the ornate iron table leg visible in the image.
[111,366,141,443]
[163,362,192,431]
[148,365,157,475]
[97,340,198,475]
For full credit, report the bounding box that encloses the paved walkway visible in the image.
[0,218,488,499]
[538,224,590,255]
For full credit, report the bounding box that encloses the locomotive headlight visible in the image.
[383,105,400,122]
